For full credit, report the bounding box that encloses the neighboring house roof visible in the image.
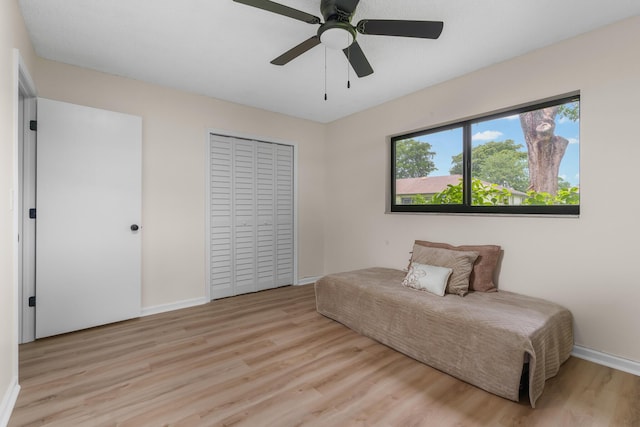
[396,175,464,195]
[396,175,526,196]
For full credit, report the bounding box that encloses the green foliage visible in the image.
[428,179,464,204]
[557,176,572,190]
[522,187,580,205]
[450,140,529,192]
[479,150,529,192]
[470,179,514,206]
[411,194,428,204]
[557,101,580,122]
[428,178,512,206]
[427,178,579,206]
[394,139,437,178]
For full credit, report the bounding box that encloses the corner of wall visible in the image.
[0,376,19,427]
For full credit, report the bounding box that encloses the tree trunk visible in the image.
[519,107,568,195]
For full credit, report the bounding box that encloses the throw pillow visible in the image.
[402,262,453,296]
[414,240,502,292]
[410,244,479,296]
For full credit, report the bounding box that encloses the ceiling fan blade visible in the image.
[233,0,321,24]
[271,36,321,66]
[343,41,373,77]
[356,20,444,39]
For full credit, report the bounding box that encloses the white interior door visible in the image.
[36,98,142,339]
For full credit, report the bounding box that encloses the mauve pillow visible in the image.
[414,240,501,292]
[410,245,478,296]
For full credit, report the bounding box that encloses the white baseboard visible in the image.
[572,345,640,377]
[296,276,322,286]
[142,279,322,317]
[141,297,208,317]
[0,377,20,427]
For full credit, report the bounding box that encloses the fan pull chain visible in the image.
[324,47,328,101]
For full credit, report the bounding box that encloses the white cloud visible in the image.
[567,137,579,144]
[472,130,503,141]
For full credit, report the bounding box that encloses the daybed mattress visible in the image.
[315,267,573,407]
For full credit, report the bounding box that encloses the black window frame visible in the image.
[390,94,580,215]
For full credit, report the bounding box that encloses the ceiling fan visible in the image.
[233,0,444,78]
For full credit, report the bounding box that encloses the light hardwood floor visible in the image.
[10,284,640,427]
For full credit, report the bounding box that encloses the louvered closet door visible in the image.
[275,144,294,286]
[209,135,294,299]
[233,140,257,295]
[256,142,276,291]
[209,138,234,299]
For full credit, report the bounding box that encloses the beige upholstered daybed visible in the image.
[315,241,574,408]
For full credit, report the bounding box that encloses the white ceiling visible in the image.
[18,0,640,123]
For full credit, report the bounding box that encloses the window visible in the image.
[391,94,580,215]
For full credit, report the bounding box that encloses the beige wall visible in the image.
[34,59,327,309]
[0,0,37,416]
[324,16,640,362]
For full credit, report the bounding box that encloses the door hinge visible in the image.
[29,208,36,219]
[29,120,37,131]
[28,296,36,307]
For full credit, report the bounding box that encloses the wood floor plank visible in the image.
[10,284,640,426]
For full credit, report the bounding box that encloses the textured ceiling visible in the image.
[18,0,640,123]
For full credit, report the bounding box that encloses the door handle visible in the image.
[130,224,139,231]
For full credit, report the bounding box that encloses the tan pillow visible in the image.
[415,240,501,292]
[410,245,479,296]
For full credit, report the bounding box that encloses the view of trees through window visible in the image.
[392,96,580,214]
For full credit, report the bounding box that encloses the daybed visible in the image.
[315,266,573,407]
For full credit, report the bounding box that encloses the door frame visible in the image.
[13,49,37,346]
[204,129,299,301]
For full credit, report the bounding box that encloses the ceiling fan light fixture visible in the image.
[318,22,355,50]
[239,0,445,78]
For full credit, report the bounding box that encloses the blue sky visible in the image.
[413,113,580,187]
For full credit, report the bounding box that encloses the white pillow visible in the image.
[402,262,453,296]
